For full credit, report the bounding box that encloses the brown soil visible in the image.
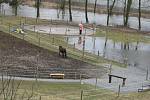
[0,31,106,79]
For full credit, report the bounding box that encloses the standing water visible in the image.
[1,3,150,31]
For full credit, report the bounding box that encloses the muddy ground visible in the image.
[0,31,106,79]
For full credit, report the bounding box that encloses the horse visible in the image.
[59,46,67,58]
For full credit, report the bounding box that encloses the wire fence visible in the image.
[0,76,116,100]
[0,13,112,64]
[0,12,128,100]
[0,13,119,82]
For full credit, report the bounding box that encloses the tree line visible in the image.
[0,0,147,30]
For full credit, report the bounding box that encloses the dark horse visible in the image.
[59,46,67,58]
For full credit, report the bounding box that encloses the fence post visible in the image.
[23,34,25,40]
[95,77,98,89]
[117,85,121,97]
[80,74,82,84]
[81,90,83,100]
[97,51,99,59]
[38,37,40,46]
[52,35,54,44]
[36,18,38,24]
[3,10,5,17]
[9,23,10,34]
[85,29,86,35]
[67,19,68,25]
[51,18,52,23]
[39,96,41,100]
[66,36,69,47]
[22,23,24,30]
[109,64,112,74]
[146,66,149,80]
[73,43,75,50]
[34,25,35,32]
[65,28,67,36]
[82,39,85,58]
[74,72,77,80]
[49,27,51,35]
[20,18,21,27]
[25,17,27,24]
[93,25,95,35]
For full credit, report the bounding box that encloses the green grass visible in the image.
[0,15,126,67]
[0,79,111,100]
[95,29,150,43]
[0,80,150,100]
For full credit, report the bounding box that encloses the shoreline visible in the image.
[23,1,150,19]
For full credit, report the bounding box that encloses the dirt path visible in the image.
[23,24,95,36]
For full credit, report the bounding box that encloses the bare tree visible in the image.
[124,0,132,26]
[85,0,89,23]
[9,0,22,16]
[68,0,72,21]
[138,0,141,30]
[123,0,127,24]
[107,0,110,26]
[109,0,116,15]
[36,0,40,18]
[94,0,97,15]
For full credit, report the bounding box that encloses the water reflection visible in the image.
[68,36,150,69]
[78,36,82,45]
[1,3,150,31]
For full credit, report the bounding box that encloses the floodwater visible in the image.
[1,3,150,31]
[74,0,150,10]
[67,36,150,70]
[24,24,150,72]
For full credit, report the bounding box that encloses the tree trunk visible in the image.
[69,0,72,21]
[109,0,116,15]
[36,0,40,18]
[94,0,97,15]
[124,0,132,26]
[15,5,17,16]
[123,0,127,25]
[138,0,141,30]
[107,0,110,26]
[85,0,89,23]
[61,0,66,19]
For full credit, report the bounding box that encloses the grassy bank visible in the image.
[95,28,150,43]
[0,15,126,67]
